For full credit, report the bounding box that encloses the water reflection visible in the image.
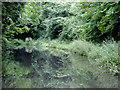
[2,47,118,88]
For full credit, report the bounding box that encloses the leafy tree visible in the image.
[2,2,26,40]
[2,2,120,41]
[70,2,120,41]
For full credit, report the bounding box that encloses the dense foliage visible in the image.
[74,2,120,41]
[2,2,120,41]
[2,2,120,88]
[2,2,27,40]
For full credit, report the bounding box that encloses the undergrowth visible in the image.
[37,39,120,76]
[5,38,120,76]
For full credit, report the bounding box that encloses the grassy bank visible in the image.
[7,38,119,76]
[41,39,119,75]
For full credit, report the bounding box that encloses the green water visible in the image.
[2,47,118,88]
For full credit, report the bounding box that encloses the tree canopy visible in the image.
[2,2,120,41]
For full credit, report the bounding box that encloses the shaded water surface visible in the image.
[2,47,118,88]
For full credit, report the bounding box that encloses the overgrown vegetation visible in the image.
[2,2,120,41]
[37,39,120,75]
[2,2,120,88]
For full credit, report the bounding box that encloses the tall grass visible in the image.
[69,39,119,75]
[41,39,119,75]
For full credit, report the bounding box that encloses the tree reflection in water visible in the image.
[2,47,118,88]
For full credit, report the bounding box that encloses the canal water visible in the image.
[2,47,118,88]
